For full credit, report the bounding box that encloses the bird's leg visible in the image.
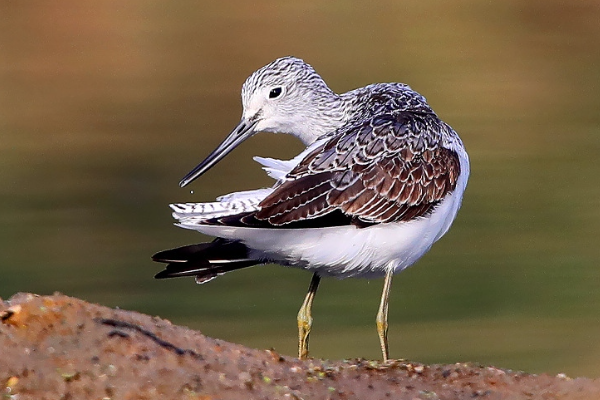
[297,273,321,359]
[376,269,394,362]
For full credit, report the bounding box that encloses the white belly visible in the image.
[177,163,468,279]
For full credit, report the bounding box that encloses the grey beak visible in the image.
[179,119,259,187]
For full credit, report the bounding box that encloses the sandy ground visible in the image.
[1,293,599,400]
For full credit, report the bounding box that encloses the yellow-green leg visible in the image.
[376,269,393,362]
[297,273,321,359]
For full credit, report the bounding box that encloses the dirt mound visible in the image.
[0,293,598,399]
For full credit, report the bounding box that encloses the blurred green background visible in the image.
[1,0,599,377]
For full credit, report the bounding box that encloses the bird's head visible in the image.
[180,56,342,187]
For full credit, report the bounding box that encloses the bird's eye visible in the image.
[269,87,283,99]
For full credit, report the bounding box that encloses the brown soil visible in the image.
[0,293,598,400]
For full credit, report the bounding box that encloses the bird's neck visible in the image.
[295,92,353,145]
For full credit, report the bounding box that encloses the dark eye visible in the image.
[269,87,283,99]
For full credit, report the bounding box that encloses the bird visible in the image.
[152,56,469,362]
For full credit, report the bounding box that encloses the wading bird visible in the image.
[153,56,469,361]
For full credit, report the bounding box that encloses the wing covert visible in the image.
[255,111,461,227]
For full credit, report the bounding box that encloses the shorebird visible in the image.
[153,56,469,361]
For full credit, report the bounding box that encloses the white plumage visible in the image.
[153,56,469,361]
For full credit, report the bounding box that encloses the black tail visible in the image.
[152,238,261,284]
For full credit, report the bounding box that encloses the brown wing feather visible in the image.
[254,111,462,227]
[256,172,336,224]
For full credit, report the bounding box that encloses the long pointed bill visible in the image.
[179,119,259,187]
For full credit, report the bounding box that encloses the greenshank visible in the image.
[153,56,469,361]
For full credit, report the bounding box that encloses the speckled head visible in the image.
[239,57,344,143]
[179,56,346,187]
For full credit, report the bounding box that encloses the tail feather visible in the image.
[152,239,261,284]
